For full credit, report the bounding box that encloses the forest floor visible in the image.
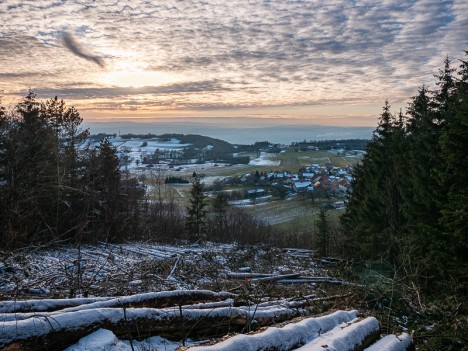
[0,242,423,351]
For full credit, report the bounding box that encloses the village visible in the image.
[100,134,361,211]
[227,162,352,209]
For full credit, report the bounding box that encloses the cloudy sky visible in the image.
[1,0,467,128]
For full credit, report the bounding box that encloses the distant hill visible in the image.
[84,120,374,144]
[157,133,235,154]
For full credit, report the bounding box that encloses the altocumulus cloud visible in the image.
[0,0,467,117]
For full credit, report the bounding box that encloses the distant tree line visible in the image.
[291,139,369,150]
[342,52,468,296]
[165,176,189,184]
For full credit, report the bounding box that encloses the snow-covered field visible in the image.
[92,137,190,169]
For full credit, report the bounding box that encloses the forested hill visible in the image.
[157,133,235,154]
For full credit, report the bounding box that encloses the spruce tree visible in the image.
[94,138,122,241]
[343,52,467,292]
[342,101,399,260]
[186,177,207,242]
[315,209,330,258]
[438,51,468,282]
[209,192,228,240]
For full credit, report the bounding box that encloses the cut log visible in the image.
[364,333,414,351]
[250,273,301,282]
[0,290,236,322]
[0,296,113,313]
[225,272,274,279]
[185,310,359,351]
[225,272,344,285]
[0,304,305,351]
[277,277,344,284]
[295,317,380,351]
[56,290,235,311]
[181,299,234,310]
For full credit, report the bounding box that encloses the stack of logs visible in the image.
[0,290,413,351]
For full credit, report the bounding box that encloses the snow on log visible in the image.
[364,333,414,351]
[52,289,235,311]
[225,272,274,278]
[250,273,301,282]
[276,277,344,285]
[295,317,380,351]
[181,299,234,310]
[283,248,314,258]
[0,304,305,350]
[0,290,236,322]
[0,296,113,313]
[247,294,351,311]
[225,272,344,285]
[186,310,359,351]
[0,299,234,323]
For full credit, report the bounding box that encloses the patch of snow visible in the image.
[249,152,281,166]
[64,329,129,351]
[123,334,189,351]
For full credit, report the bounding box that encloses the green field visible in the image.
[275,149,360,169]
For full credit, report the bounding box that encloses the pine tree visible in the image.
[186,177,207,241]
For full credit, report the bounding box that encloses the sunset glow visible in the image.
[101,70,180,88]
[1,0,467,128]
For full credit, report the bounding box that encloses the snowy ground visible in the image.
[0,242,325,300]
[91,137,190,170]
[249,152,281,166]
[0,243,413,350]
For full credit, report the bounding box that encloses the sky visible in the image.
[1,0,467,131]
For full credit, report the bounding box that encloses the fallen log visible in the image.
[242,294,351,311]
[0,296,113,314]
[296,317,380,350]
[364,333,414,351]
[56,290,235,311]
[185,310,359,351]
[181,299,234,310]
[0,299,236,323]
[250,273,301,282]
[276,278,344,285]
[0,290,236,322]
[225,272,344,285]
[0,304,305,351]
[225,272,274,279]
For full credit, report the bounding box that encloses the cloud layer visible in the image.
[0,0,467,125]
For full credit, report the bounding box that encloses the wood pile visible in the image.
[0,289,413,351]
